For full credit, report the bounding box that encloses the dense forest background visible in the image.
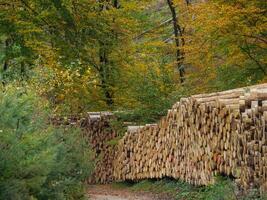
[0,0,266,199]
[1,0,266,122]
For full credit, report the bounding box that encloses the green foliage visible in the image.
[178,0,267,92]
[175,177,236,200]
[0,87,92,200]
[130,179,178,195]
[108,118,127,138]
[116,177,266,200]
[1,0,265,116]
[210,64,265,92]
[116,66,185,123]
[0,0,266,199]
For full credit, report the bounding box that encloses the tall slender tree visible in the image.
[166,0,185,83]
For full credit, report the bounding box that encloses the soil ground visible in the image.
[87,184,174,200]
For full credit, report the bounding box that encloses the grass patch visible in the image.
[112,177,267,200]
[111,182,134,190]
[131,179,178,195]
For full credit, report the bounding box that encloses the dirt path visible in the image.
[87,185,174,200]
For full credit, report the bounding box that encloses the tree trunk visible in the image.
[3,39,10,72]
[113,0,120,8]
[20,61,27,80]
[2,39,11,87]
[96,0,120,107]
[3,60,8,71]
[99,45,114,107]
[166,0,185,83]
[185,0,191,6]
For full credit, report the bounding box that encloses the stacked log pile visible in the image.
[50,114,85,127]
[114,84,267,191]
[50,112,118,184]
[83,112,117,184]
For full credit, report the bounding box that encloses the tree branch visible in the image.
[239,45,266,75]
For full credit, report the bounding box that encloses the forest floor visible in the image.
[87,184,174,200]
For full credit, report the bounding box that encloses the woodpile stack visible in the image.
[50,114,85,127]
[50,112,118,184]
[83,112,117,184]
[114,84,267,191]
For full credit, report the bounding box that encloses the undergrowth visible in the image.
[112,177,267,200]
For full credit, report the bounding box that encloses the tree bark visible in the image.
[113,0,120,8]
[3,39,10,72]
[3,60,8,71]
[99,45,114,106]
[167,0,185,83]
[185,0,191,6]
[2,39,11,87]
[96,0,120,107]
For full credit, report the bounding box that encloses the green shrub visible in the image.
[116,65,184,124]
[0,86,92,200]
[175,177,236,200]
[120,177,266,200]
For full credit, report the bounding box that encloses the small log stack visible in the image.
[50,112,118,184]
[50,114,85,127]
[114,84,267,192]
[83,112,117,184]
